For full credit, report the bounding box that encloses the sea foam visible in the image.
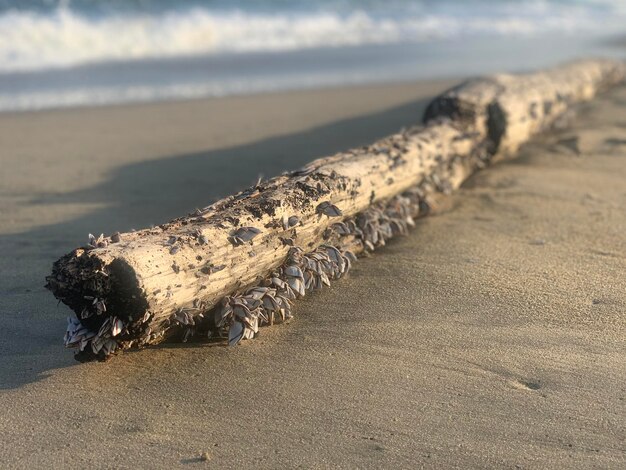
[0,1,624,73]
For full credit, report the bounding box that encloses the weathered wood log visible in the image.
[46,59,625,360]
[424,59,626,156]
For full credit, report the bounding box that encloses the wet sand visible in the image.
[0,80,625,468]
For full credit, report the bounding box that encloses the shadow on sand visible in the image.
[0,96,434,390]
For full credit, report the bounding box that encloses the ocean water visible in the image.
[0,0,625,111]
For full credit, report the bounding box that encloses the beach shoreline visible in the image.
[1,78,625,468]
[2,32,624,113]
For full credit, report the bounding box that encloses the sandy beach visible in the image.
[0,79,625,468]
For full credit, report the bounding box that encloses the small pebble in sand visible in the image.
[529,239,545,246]
[200,451,211,462]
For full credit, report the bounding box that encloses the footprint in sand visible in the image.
[511,379,542,391]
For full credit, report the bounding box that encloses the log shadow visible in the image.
[0,95,435,390]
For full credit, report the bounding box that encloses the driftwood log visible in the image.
[46,59,626,361]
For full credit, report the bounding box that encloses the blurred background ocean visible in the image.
[0,0,625,112]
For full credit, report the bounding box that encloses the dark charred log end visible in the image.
[106,259,149,324]
[486,101,507,155]
[47,249,149,335]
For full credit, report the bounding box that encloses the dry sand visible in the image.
[0,80,625,468]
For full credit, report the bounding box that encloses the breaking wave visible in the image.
[1,0,625,73]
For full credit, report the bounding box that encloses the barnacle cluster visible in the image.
[62,181,434,361]
[203,190,423,346]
